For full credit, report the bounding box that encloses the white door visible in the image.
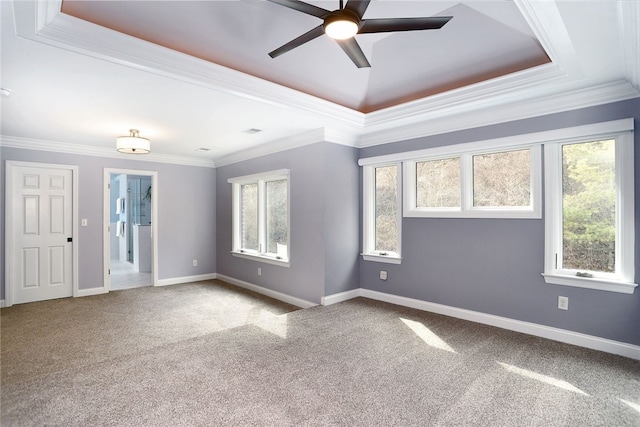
[7,164,74,304]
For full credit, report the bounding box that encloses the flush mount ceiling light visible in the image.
[116,129,150,154]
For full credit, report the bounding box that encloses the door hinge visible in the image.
[555,253,558,269]
[108,183,110,190]
[108,269,111,275]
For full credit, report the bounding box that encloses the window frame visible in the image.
[403,145,542,218]
[543,123,636,294]
[228,169,290,267]
[362,162,402,264]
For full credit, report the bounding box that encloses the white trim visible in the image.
[542,274,636,294]
[229,170,290,263]
[215,129,330,167]
[12,0,364,129]
[543,123,635,293]
[320,288,640,360]
[362,163,402,262]
[321,289,360,306]
[231,251,290,267]
[402,145,542,219]
[358,80,640,149]
[361,254,402,265]
[103,168,159,294]
[358,118,634,166]
[0,300,5,308]
[227,169,290,184]
[216,274,317,309]
[618,0,640,90]
[156,273,218,287]
[0,135,216,168]
[5,161,79,307]
[76,287,108,298]
[11,0,640,162]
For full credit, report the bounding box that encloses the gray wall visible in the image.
[0,146,217,299]
[216,142,360,304]
[358,98,640,346]
[323,143,360,296]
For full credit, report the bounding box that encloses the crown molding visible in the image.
[357,80,640,148]
[213,128,327,167]
[0,135,216,168]
[9,0,639,160]
[618,0,640,90]
[13,0,365,130]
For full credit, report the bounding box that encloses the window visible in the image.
[416,157,460,208]
[229,169,289,266]
[362,163,402,264]
[404,146,541,218]
[543,122,635,293]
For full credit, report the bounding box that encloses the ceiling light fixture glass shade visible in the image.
[324,12,359,39]
[116,129,150,154]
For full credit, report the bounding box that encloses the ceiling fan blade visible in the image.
[269,25,325,58]
[267,0,329,19]
[344,0,371,19]
[359,16,452,33]
[336,38,371,68]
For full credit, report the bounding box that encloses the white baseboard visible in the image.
[216,274,317,309]
[321,288,640,361]
[0,299,5,308]
[157,273,218,287]
[321,289,360,306]
[76,287,108,298]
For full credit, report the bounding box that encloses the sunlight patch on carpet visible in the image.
[619,398,640,414]
[400,318,457,353]
[255,310,288,339]
[497,362,589,396]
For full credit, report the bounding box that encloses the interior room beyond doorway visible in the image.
[109,173,152,290]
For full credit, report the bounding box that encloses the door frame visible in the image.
[5,161,79,307]
[103,168,158,291]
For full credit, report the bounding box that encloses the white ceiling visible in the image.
[1,0,638,167]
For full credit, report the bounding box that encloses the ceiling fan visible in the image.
[267,0,452,68]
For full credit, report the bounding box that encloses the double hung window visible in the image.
[229,169,290,266]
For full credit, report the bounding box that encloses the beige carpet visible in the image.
[2,281,639,426]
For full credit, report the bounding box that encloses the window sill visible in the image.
[542,273,637,294]
[231,251,290,268]
[361,254,402,265]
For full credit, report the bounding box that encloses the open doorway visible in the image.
[103,169,158,291]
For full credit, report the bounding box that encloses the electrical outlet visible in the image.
[81,218,88,227]
[192,259,198,267]
[558,296,568,310]
[380,270,388,280]
[258,268,262,276]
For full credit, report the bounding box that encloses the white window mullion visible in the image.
[231,183,240,252]
[258,179,266,255]
[616,134,635,283]
[363,165,375,255]
[460,154,473,211]
[543,143,563,275]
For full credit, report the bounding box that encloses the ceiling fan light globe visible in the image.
[324,19,358,39]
